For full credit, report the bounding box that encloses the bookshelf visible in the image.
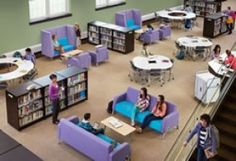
[56,67,88,106]
[6,82,44,129]
[88,21,134,54]
[203,12,234,38]
[184,0,222,17]
[5,67,88,130]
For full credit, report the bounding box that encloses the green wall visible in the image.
[0,0,180,54]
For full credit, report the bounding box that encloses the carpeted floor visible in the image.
[0,1,235,161]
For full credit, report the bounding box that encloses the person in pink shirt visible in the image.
[137,95,167,133]
[224,50,236,69]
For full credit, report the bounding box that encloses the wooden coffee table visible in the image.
[101,116,135,137]
[61,49,83,61]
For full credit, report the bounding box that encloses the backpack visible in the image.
[106,101,113,114]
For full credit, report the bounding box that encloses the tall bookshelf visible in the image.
[203,12,233,38]
[5,67,88,130]
[184,0,222,17]
[88,21,134,54]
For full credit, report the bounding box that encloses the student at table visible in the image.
[52,34,64,54]
[131,87,150,126]
[137,24,154,40]
[74,23,81,49]
[79,113,104,135]
[24,48,36,64]
[224,50,236,69]
[136,95,167,133]
[141,43,152,57]
[210,45,221,60]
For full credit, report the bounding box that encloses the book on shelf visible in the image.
[18,90,42,107]
[19,110,43,127]
[18,99,43,117]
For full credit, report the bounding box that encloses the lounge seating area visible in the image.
[66,52,92,69]
[89,45,109,65]
[58,116,131,161]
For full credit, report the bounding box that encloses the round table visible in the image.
[0,58,34,82]
[176,36,213,60]
[132,55,173,86]
[158,10,196,28]
[208,51,236,77]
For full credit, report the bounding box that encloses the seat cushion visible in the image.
[127,19,135,27]
[97,134,119,148]
[135,111,151,123]
[115,101,134,118]
[63,45,74,52]
[149,119,162,132]
[129,25,141,30]
[58,37,69,46]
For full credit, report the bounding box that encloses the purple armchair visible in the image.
[41,25,76,58]
[58,116,131,161]
[66,52,91,69]
[140,29,160,44]
[112,87,179,135]
[115,9,142,30]
[89,45,109,65]
[159,25,171,40]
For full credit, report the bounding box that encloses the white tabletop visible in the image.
[0,58,34,82]
[158,10,196,20]
[208,51,236,76]
[176,36,213,48]
[132,55,173,71]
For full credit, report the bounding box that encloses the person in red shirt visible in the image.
[224,50,236,70]
[136,95,167,133]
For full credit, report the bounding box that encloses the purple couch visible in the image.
[89,45,109,65]
[112,87,179,135]
[41,25,76,58]
[159,25,171,40]
[140,29,160,44]
[66,52,91,69]
[58,116,131,161]
[115,9,142,30]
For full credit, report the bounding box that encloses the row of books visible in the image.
[113,31,126,39]
[68,91,86,105]
[113,44,125,52]
[100,28,112,36]
[67,73,86,86]
[89,26,99,33]
[18,100,43,117]
[101,40,112,48]
[18,90,42,107]
[113,38,125,45]
[68,82,86,96]
[45,100,66,116]
[19,110,43,127]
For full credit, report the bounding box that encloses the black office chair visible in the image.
[148,69,165,87]
[194,46,206,61]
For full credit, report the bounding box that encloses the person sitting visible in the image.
[52,34,64,54]
[141,43,152,57]
[137,24,154,40]
[224,50,236,70]
[24,48,36,64]
[136,95,167,133]
[79,113,104,135]
[210,45,221,60]
[131,87,150,126]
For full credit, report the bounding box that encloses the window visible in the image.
[29,0,71,24]
[96,0,126,10]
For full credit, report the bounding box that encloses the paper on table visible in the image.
[109,118,123,128]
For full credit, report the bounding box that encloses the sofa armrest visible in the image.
[109,143,131,161]
[162,111,179,133]
[112,92,127,112]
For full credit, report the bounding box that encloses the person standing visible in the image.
[141,43,152,57]
[183,114,218,161]
[49,74,60,124]
[74,24,81,49]
[226,15,234,34]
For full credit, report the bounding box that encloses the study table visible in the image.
[158,10,196,28]
[208,51,236,77]
[132,55,173,86]
[0,58,34,82]
[176,36,213,60]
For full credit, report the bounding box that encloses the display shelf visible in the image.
[203,12,234,38]
[88,21,134,54]
[6,67,88,130]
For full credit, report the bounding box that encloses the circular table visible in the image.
[158,10,196,28]
[176,36,213,60]
[132,55,173,86]
[0,58,34,82]
[208,51,236,77]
